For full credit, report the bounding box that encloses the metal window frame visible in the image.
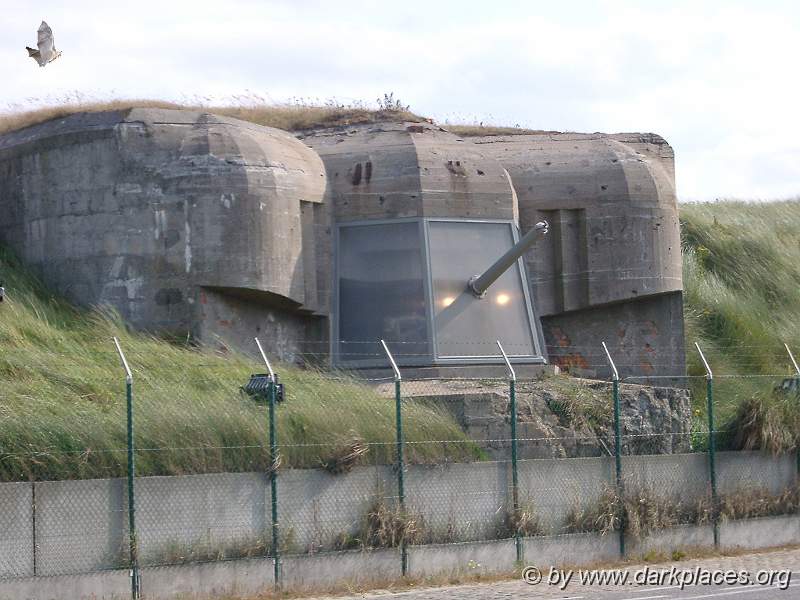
[333,218,433,368]
[333,217,547,368]
[423,218,546,365]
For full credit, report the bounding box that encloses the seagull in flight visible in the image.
[26,21,62,67]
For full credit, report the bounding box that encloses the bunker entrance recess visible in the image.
[334,218,546,368]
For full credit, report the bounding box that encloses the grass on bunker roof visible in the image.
[0,93,550,138]
[0,94,424,137]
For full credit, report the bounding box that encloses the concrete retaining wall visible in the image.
[627,523,716,557]
[717,451,796,496]
[137,472,269,565]
[280,466,394,553]
[4,518,800,600]
[36,478,128,576]
[0,482,34,578]
[406,462,509,541]
[519,456,614,534]
[524,531,620,566]
[1,451,798,598]
[720,515,800,550]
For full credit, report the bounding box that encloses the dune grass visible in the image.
[680,200,800,452]
[0,93,554,139]
[0,246,479,482]
[0,93,423,137]
[3,96,800,459]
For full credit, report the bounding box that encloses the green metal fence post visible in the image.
[695,343,719,548]
[268,376,280,584]
[497,341,522,565]
[114,338,140,600]
[255,338,281,589]
[602,342,625,558]
[381,340,407,577]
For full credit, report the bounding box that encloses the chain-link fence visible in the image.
[2,339,800,598]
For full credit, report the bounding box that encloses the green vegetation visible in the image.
[0,93,550,139]
[681,200,800,452]
[4,196,800,480]
[0,246,479,482]
[3,94,800,465]
[565,483,800,538]
[0,93,422,137]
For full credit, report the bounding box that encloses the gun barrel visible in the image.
[468,221,548,297]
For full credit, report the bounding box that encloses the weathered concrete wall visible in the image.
[719,515,800,550]
[304,122,517,223]
[622,452,710,501]
[35,478,127,576]
[0,482,33,578]
[542,292,686,380]
[198,288,317,362]
[3,519,799,600]
[716,451,797,496]
[519,457,614,534]
[136,472,270,565]
[0,111,684,375]
[405,462,510,541]
[523,531,620,566]
[1,453,798,598]
[0,109,326,361]
[3,450,792,582]
[279,466,395,553]
[476,132,682,313]
[475,132,685,379]
[627,523,715,556]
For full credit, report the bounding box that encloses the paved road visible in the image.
[315,548,800,600]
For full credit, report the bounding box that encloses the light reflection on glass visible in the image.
[495,292,510,306]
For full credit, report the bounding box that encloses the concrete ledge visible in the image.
[284,548,400,590]
[524,532,619,566]
[720,515,800,550]
[2,518,799,599]
[408,539,516,576]
[0,570,130,600]
[143,558,274,598]
[627,523,715,557]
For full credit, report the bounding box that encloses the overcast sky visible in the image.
[2,0,799,201]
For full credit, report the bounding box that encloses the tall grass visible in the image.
[3,96,800,460]
[0,247,478,482]
[0,93,422,137]
[681,200,800,450]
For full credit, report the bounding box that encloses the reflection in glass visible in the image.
[337,222,429,362]
[428,221,537,358]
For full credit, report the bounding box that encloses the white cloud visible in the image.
[2,0,800,200]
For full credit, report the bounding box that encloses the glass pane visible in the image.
[428,221,538,358]
[338,222,429,363]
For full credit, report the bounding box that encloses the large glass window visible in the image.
[427,221,538,358]
[337,221,429,363]
[336,219,543,366]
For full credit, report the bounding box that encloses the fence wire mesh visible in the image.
[3,341,800,593]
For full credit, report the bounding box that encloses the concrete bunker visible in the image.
[0,110,685,379]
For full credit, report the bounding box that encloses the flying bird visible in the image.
[26,21,62,67]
